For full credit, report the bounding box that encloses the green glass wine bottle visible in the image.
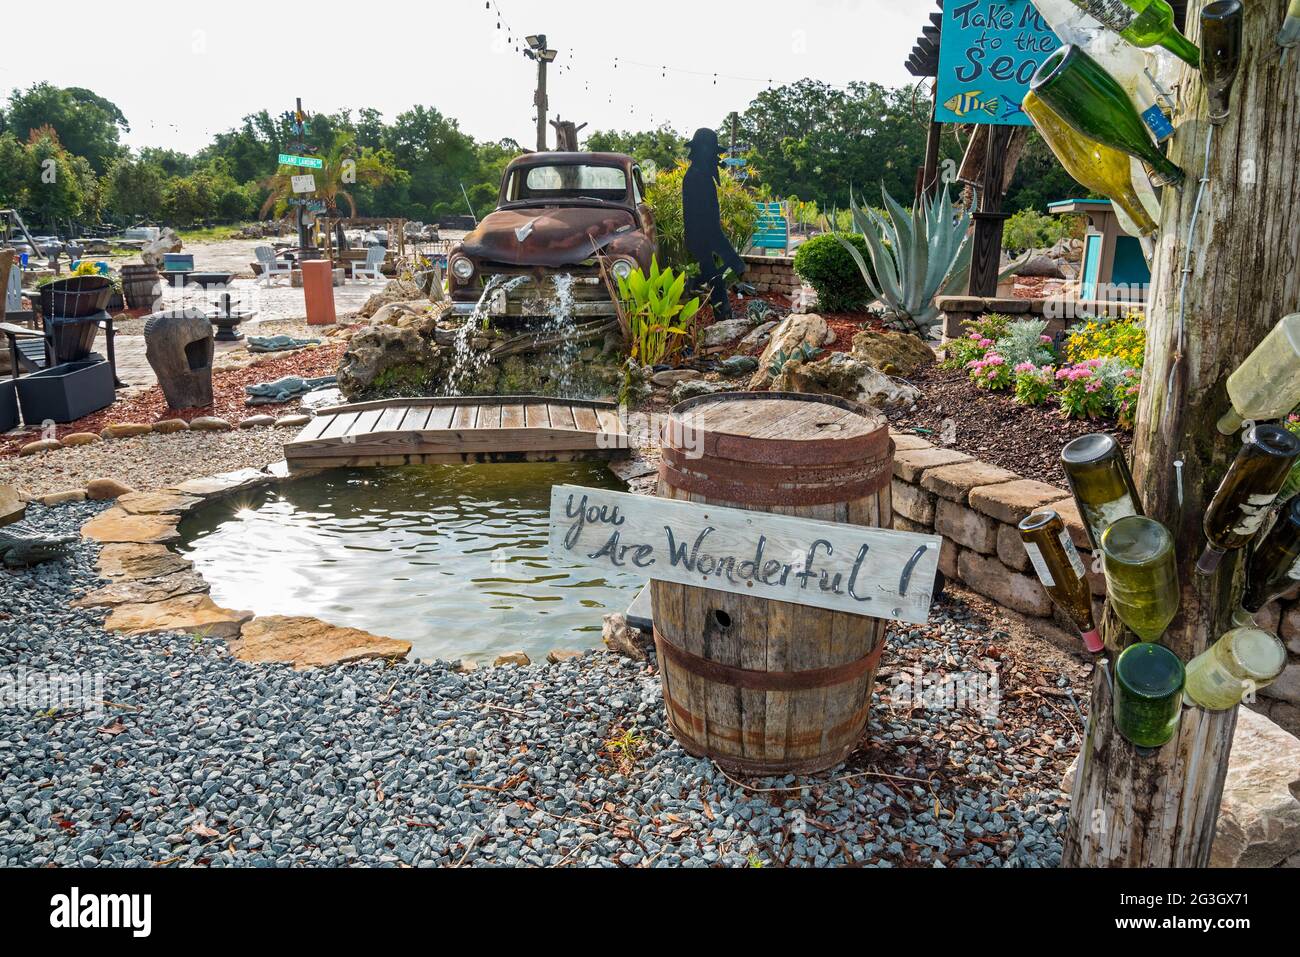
[1061,433,1144,550]
[1198,425,1300,576]
[1184,627,1287,711]
[1066,0,1201,67]
[1201,1,1244,125]
[1113,641,1185,749]
[1217,314,1300,435]
[1281,0,1300,48]
[1102,516,1181,642]
[1030,44,1185,187]
[1019,511,1104,653]
[1242,495,1300,614]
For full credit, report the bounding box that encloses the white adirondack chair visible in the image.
[255,246,293,286]
[350,246,386,283]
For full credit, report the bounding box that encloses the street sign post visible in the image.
[278,153,323,169]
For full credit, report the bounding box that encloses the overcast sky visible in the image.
[1,0,922,154]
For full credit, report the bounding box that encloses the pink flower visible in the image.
[979,338,995,348]
[1015,362,1036,374]
[1040,335,1053,345]
[986,353,1005,366]
[1086,382,1101,393]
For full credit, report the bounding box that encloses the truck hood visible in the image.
[459,205,638,267]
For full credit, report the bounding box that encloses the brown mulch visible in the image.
[1,344,344,458]
[887,362,1131,487]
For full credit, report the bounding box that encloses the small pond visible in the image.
[177,463,644,664]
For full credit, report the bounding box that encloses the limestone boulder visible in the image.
[116,491,201,516]
[0,484,24,526]
[85,478,137,501]
[82,509,180,544]
[140,228,183,269]
[699,317,755,352]
[774,351,921,409]
[337,307,449,399]
[750,314,834,389]
[669,379,732,405]
[850,330,937,377]
[230,616,411,669]
[357,278,425,319]
[96,543,192,582]
[105,594,252,639]
[75,571,209,609]
[602,613,647,661]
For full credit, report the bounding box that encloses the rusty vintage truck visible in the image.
[447,152,657,320]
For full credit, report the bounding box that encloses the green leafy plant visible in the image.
[1055,361,1111,421]
[941,313,1012,370]
[616,256,702,368]
[793,233,875,312]
[836,186,973,337]
[1013,364,1056,406]
[645,163,760,273]
[966,352,1012,391]
[604,727,646,774]
[1002,208,1080,254]
[768,342,824,378]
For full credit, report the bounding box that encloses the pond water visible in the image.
[177,464,645,664]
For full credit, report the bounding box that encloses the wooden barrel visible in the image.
[652,392,895,775]
[120,265,161,311]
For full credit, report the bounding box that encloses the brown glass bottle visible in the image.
[1242,495,1300,613]
[1061,433,1144,551]
[1199,425,1300,575]
[1201,1,1244,125]
[1020,511,1103,652]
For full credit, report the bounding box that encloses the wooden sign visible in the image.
[549,486,942,625]
[291,174,317,194]
[935,0,1061,127]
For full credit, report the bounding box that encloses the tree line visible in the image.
[0,80,1082,234]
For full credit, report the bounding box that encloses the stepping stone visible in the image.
[81,508,180,544]
[74,571,209,609]
[116,491,202,516]
[105,594,252,640]
[174,469,272,496]
[230,616,411,669]
[96,543,192,582]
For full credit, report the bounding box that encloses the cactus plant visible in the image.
[835,186,973,337]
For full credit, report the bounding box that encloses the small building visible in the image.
[1047,199,1151,303]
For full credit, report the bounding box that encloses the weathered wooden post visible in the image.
[1063,0,1300,867]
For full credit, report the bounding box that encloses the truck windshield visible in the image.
[508,165,628,203]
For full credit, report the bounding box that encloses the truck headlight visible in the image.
[450,256,475,281]
[611,258,636,280]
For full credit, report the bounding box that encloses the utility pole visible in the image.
[728,112,739,159]
[526,35,558,152]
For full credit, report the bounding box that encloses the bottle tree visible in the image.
[1063,0,1300,867]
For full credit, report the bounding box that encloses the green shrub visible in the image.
[993,318,1057,368]
[646,164,759,274]
[794,233,875,313]
[1002,208,1079,254]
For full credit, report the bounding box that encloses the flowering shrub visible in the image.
[942,314,1011,370]
[968,352,1012,391]
[1114,370,1141,430]
[1013,363,1056,406]
[1056,360,1110,420]
[1065,314,1146,368]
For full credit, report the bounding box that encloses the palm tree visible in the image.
[259,132,402,220]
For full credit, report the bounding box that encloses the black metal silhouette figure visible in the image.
[683,128,746,321]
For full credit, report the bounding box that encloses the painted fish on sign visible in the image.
[548,486,943,625]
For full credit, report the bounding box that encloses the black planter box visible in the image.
[15,358,114,424]
[0,379,17,433]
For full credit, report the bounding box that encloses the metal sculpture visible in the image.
[682,128,746,322]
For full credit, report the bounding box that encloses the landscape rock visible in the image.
[650,369,702,388]
[775,351,921,409]
[116,491,201,516]
[602,613,647,661]
[239,415,277,429]
[100,423,154,440]
[670,379,731,405]
[275,414,312,428]
[494,652,532,668]
[105,594,253,640]
[717,355,759,378]
[851,330,937,377]
[739,320,779,350]
[39,490,86,506]
[61,432,101,446]
[547,649,584,664]
[188,417,233,433]
[230,616,412,669]
[19,439,62,457]
[751,314,834,388]
[85,478,137,501]
[74,571,210,609]
[357,278,425,320]
[699,318,754,352]
[0,484,24,526]
[151,419,190,434]
[1014,253,1067,279]
[140,227,183,269]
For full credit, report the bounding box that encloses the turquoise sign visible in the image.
[935,0,1061,127]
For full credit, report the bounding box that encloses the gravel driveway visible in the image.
[0,502,1082,867]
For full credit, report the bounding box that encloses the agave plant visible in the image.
[835,186,973,337]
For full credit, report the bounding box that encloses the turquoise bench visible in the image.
[751,202,789,255]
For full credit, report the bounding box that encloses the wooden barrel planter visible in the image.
[120,265,162,311]
[653,392,895,775]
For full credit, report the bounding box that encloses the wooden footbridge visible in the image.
[283,396,630,470]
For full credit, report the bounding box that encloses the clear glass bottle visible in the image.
[1114,641,1186,748]
[1201,2,1244,125]
[1020,510,1103,653]
[1066,0,1201,66]
[1102,516,1180,642]
[1030,44,1185,187]
[1218,314,1300,435]
[1023,91,1158,235]
[1184,628,1287,711]
[1242,495,1300,614]
[1280,0,1300,48]
[1198,424,1300,576]
[1061,433,1144,550]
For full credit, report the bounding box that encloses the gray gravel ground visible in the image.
[0,502,1083,868]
